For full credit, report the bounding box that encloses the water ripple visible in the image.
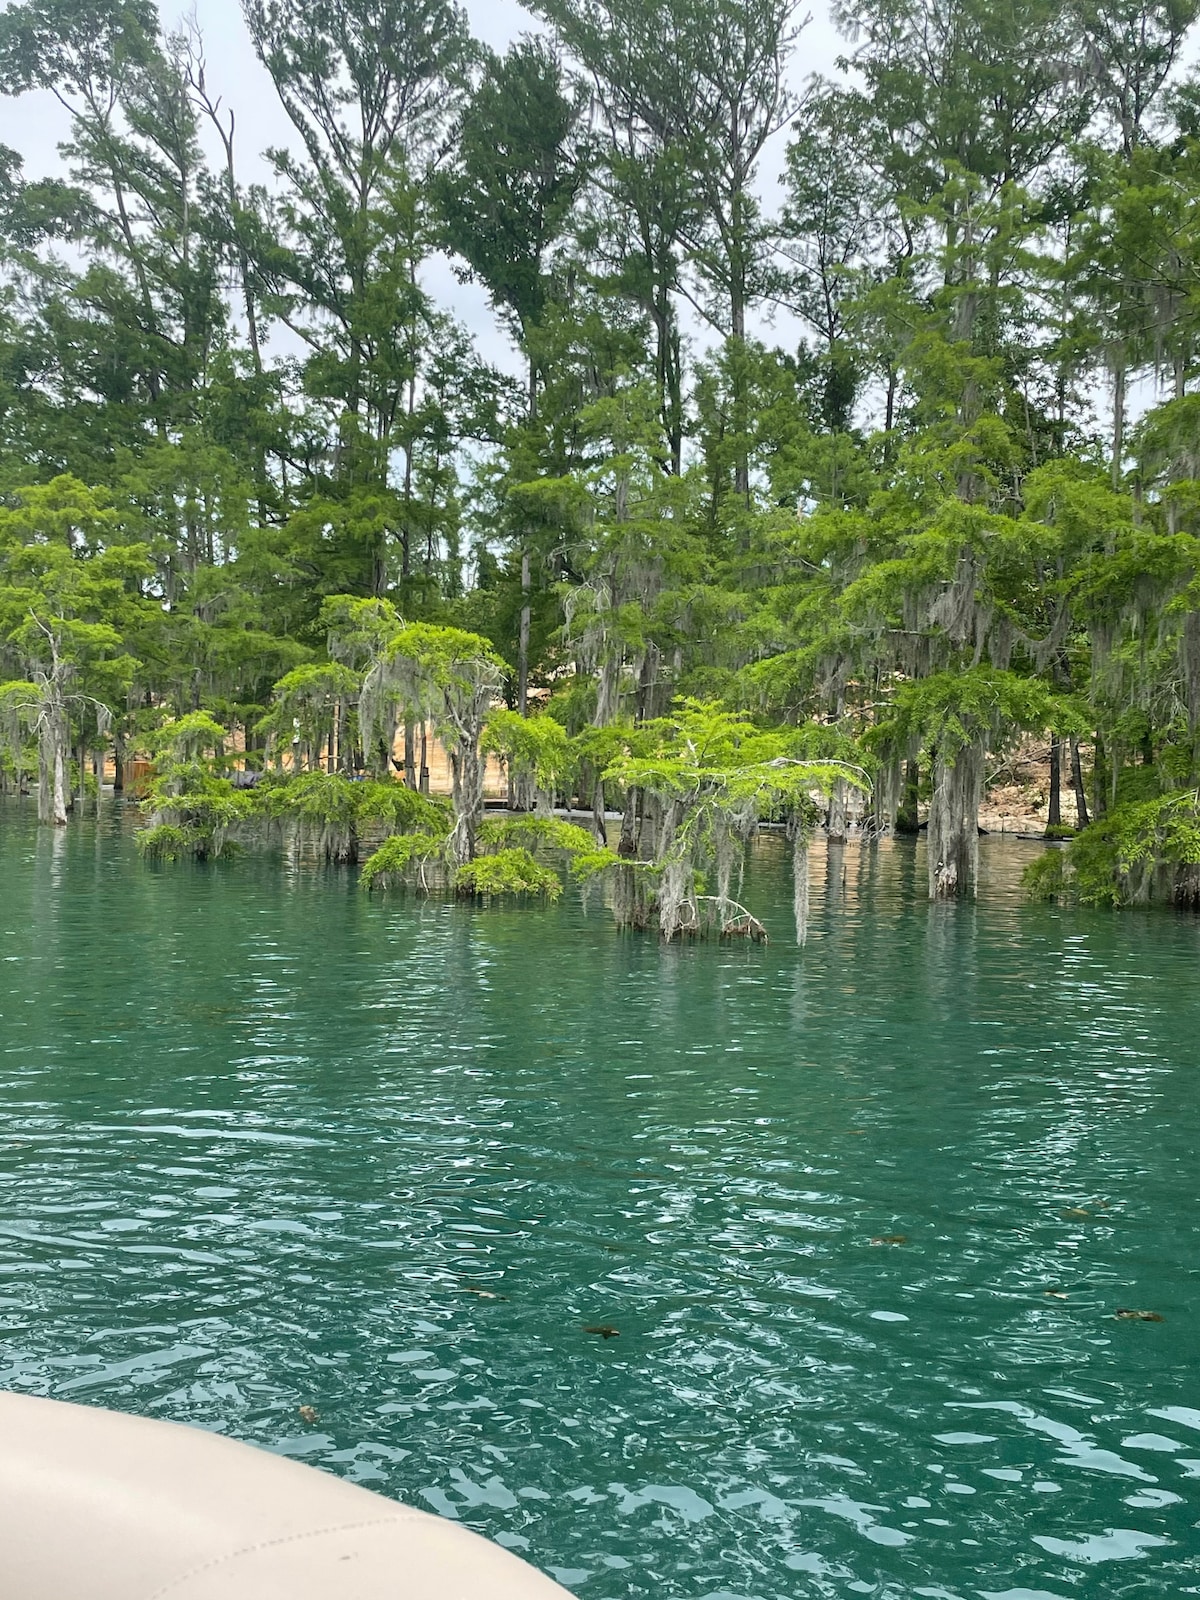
[0,805,1197,1597]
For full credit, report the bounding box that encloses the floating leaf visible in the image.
[870,1234,908,1246]
[1115,1309,1163,1322]
[584,1325,620,1339]
[298,1404,320,1423]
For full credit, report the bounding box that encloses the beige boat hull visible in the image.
[0,1391,576,1598]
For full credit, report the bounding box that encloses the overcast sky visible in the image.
[0,0,849,371]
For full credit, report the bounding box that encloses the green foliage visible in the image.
[434,37,584,345]
[605,699,867,816]
[137,823,240,862]
[258,663,360,763]
[599,699,869,942]
[139,764,254,860]
[382,623,508,692]
[1025,790,1200,907]
[255,771,359,829]
[483,710,574,794]
[2,0,1200,917]
[149,712,228,765]
[255,772,450,836]
[871,670,1072,766]
[477,814,596,857]
[1021,849,1071,901]
[454,847,563,901]
[568,845,628,882]
[478,813,625,883]
[321,597,404,668]
[360,830,451,891]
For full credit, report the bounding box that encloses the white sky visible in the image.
[0,0,848,374]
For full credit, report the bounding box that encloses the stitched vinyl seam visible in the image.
[146,1512,428,1597]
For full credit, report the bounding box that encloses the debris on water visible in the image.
[1115,1309,1163,1322]
[1044,1289,1069,1299]
[585,1325,620,1339]
[298,1405,320,1423]
[870,1234,908,1246]
[463,1287,507,1300]
[1062,1207,1091,1218]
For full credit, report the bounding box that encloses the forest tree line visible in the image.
[2,0,1200,923]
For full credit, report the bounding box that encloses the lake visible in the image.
[1,802,1197,1598]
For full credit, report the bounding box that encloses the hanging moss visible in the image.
[360,831,450,892]
[871,668,1077,899]
[138,719,256,861]
[483,710,574,812]
[601,700,868,945]
[137,823,241,862]
[361,623,506,866]
[256,773,450,862]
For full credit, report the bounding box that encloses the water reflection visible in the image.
[0,803,1197,1597]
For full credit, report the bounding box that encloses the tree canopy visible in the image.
[3,0,1200,920]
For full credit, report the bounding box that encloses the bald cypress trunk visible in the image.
[1070,738,1090,830]
[827,779,848,841]
[1046,737,1062,834]
[448,728,487,867]
[895,760,920,834]
[928,745,983,899]
[403,719,417,788]
[517,549,531,717]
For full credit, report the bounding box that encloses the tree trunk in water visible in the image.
[448,738,485,866]
[36,742,50,824]
[37,694,70,824]
[791,826,810,947]
[50,726,69,827]
[826,779,848,841]
[113,730,125,795]
[618,788,641,858]
[928,745,983,899]
[895,760,920,834]
[1046,737,1062,834]
[1070,738,1089,829]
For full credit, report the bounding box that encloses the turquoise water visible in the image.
[1,803,1198,1598]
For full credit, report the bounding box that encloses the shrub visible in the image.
[455,848,562,901]
[360,831,448,890]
